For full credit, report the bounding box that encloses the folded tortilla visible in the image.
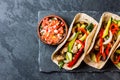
[111,37,120,69]
[51,13,98,70]
[84,12,120,69]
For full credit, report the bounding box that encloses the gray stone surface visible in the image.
[0,0,120,80]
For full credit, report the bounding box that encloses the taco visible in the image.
[111,37,120,69]
[84,12,120,69]
[51,13,98,70]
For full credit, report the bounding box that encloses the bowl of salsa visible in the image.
[37,15,68,45]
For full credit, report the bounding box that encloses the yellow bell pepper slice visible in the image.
[102,17,112,38]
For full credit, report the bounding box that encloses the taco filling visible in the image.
[54,22,96,68]
[113,46,120,67]
[90,17,120,63]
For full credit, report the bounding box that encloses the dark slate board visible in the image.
[38,11,120,73]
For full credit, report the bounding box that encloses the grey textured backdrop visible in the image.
[0,0,120,80]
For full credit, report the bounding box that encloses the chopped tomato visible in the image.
[42,18,49,26]
[51,20,56,26]
[60,22,65,27]
[44,32,49,37]
[40,17,65,44]
[52,36,59,44]
[58,27,64,34]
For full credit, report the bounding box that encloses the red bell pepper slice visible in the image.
[96,52,101,63]
[75,40,85,46]
[110,23,119,34]
[99,29,106,61]
[105,43,111,56]
[77,27,88,36]
[67,40,84,67]
[101,46,106,60]
[113,55,120,64]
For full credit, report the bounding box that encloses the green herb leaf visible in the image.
[58,61,64,69]
[86,23,94,32]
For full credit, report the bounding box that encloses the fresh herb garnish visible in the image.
[86,23,94,32]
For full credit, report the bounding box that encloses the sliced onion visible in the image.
[103,31,113,45]
[68,32,76,41]
[64,60,70,63]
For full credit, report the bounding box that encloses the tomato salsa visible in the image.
[39,16,66,45]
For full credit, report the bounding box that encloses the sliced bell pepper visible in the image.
[110,23,119,34]
[75,40,85,47]
[78,27,88,41]
[113,55,120,64]
[67,40,84,67]
[78,27,88,36]
[79,34,87,41]
[102,17,112,38]
[105,43,111,56]
[68,32,79,52]
[96,52,101,63]
[80,24,86,28]
[99,29,106,61]
[101,47,106,61]
[116,49,120,54]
